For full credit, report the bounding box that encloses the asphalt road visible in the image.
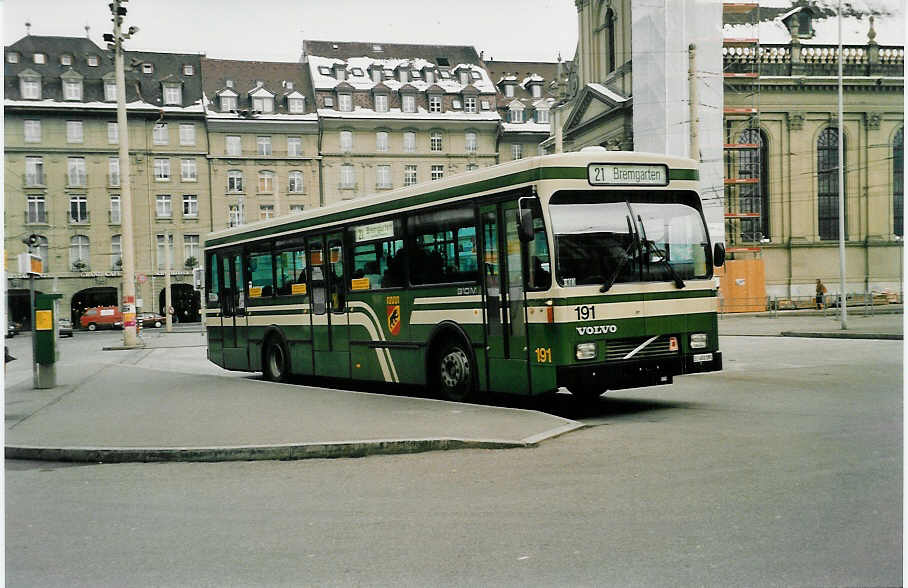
[5,335,902,587]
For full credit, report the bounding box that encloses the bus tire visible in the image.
[263,335,290,383]
[87,323,97,331]
[435,339,476,402]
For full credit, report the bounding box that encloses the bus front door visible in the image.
[480,201,529,393]
[308,234,350,379]
[220,249,249,370]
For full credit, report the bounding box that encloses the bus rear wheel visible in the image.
[436,340,476,402]
[263,337,290,383]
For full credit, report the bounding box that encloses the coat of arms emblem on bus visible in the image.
[387,304,401,336]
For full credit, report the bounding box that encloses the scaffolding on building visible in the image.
[722,1,764,258]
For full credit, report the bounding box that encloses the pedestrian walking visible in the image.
[815,278,828,309]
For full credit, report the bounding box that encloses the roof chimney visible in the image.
[25,21,31,35]
[85,25,91,38]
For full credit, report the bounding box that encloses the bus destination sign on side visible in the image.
[588,163,669,186]
[354,220,395,242]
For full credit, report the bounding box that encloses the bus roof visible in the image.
[205,148,699,249]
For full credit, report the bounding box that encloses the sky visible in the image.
[1,0,579,63]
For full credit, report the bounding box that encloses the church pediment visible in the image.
[563,83,630,133]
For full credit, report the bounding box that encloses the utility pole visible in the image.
[103,0,141,346]
[836,0,848,329]
[165,233,173,332]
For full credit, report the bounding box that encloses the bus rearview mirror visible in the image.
[518,209,534,243]
[713,243,726,267]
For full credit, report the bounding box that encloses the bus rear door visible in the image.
[480,201,529,393]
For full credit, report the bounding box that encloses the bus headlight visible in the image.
[690,333,708,349]
[575,342,597,360]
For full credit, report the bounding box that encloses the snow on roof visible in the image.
[587,83,630,103]
[501,121,551,134]
[497,74,518,84]
[316,107,500,122]
[723,1,904,45]
[520,74,544,88]
[3,98,205,113]
[307,54,495,93]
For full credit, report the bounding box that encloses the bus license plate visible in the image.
[693,353,713,363]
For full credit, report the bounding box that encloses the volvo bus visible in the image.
[203,149,724,402]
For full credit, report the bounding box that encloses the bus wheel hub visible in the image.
[441,349,469,388]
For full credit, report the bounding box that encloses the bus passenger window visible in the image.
[275,239,307,296]
[206,253,219,303]
[350,219,404,289]
[246,248,274,299]
[407,207,479,285]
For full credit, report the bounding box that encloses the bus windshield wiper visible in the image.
[600,216,637,293]
[637,215,685,289]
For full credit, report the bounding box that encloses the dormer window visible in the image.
[464,96,476,113]
[324,96,335,107]
[62,77,83,101]
[509,104,524,123]
[428,94,442,113]
[398,69,408,83]
[181,64,193,75]
[288,96,305,113]
[33,53,45,64]
[458,71,469,85]
[60,54,72,66]
[452,99,462,110]
[439,69,451,80]
[104,79,117,101]
[350,68,364,77]
[7,52,19,63]
[142,63,153,74]
[334,65,347,81]
[219,90,237,112]
[18,70,42,100]
[402,93,416,113]
[338,93,352,112]
[505,84,514,98]
[225,79,234,88]
[87,55,99,67]
[530,84,541,98]
[411,70,421,80]
[371,68,382,82]
[163,83,182,105]
[470,71,481,80]
[373,44,383,52]
[253,96,273,113]
[536,107,550,124]
[374,94,389,113]
[425,70,435,84]
[318,66,332,76]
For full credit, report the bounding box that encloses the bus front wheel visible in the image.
[263,336,290,383]
[435,340,476,402]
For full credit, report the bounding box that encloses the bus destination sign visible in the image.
[588,163,668,186]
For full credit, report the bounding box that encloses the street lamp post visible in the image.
[104,0,141,346]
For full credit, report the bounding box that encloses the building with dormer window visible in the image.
[4,35,208,325]
[302,40,500,204]
[201,58,320,229]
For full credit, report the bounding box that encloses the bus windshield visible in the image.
[550,190,711,288]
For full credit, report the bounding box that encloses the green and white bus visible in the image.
[203,149,725,402]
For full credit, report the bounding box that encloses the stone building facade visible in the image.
[302,41,500,205]
[4,35,208,325]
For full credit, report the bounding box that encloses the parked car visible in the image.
[137,312,165,328]
[6,322,19,338]
[79,306,123,331]
[58,318,73,337]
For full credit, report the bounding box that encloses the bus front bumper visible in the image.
[556,351,722,392]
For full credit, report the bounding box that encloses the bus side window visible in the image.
[275,239,307,297]
[308,241,327,315]
[246,246,275,299]
[206,252,219,304]
[526,204,551,291]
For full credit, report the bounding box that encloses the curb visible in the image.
[6,439,529,463]
[780,331,902,340]
[5,423,586,463]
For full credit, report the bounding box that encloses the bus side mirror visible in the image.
[713,243,726,267]
[518,209,534,243]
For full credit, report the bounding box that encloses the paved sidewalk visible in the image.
[718,306,903,339]
[5,329,581,463]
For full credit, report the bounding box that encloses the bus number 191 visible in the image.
[574,305,596,320]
